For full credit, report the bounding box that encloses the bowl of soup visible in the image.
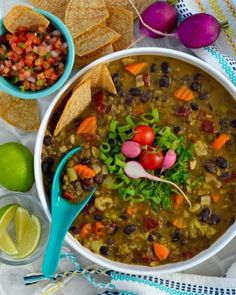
[35,47,236,274]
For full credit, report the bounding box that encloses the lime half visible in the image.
[16,214,41,259]
[0,231,18,255]
[15,207,30,244]
[0,204,18,238]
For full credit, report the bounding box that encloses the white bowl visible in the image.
[35,47,236,275]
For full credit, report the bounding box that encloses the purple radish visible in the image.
[139,1,178,38]
[124,161,191,207]
[161,150,177,173]
[177,13,221,48]
[121,141,141,158]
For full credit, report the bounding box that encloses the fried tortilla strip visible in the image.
[106,6,133,51]
[29,0,70,21]
[74,43,113,69]
[0,92,40,132]
[105,0,156,18]
[65,0,109,39]
[76,63,116,95]
[74,25,120,57]
[54,79,91,136]
[4,5,49,33]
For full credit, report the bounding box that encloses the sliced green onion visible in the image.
[115,156,126,167]
[130,194,145,202]
[141,109,159,124]
[118,124,133,133]
[99,152,108,162]
[109,120,119,133]
[125,115,135,127]
[107,137,116,145]
[112,178,125,189]
[101,142,111,153]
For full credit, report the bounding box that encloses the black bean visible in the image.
[198,91,209,100]
[94,173,104,184]
[204,160,217,174]
[70,226,80,234]
[129,87,142,96]
[150,63,157,72]
[173,125,180,134]
[230,120,236,128]
[199,208,211,222]
[100,246,109,256]
[140,90,152,104]
[161,61,171,73]
[112,73,120,85]
[159,75,170,88]
[116,85,125,97]
[208,214,221,225]
[193,73,202,80]
[148,234,155,242]
[43,135,52,146]
[81,179,93,191]
[42,157,54,174]
[219,171,230,180]
[171,229,182,242]
[190,102,199,111]
[215,157,228,169]
[125,95,134,106]
[94,214,103,221]
[190,81,202,92]
[80,158,91,165]
[123,224,136,235]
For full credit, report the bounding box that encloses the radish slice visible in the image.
[125,161,191,208]
[160,150,177,173]
[121,141,141,158]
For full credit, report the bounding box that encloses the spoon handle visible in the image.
[42,216,69,278]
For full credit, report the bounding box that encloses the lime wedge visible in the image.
[0,204,18,238]
[15,207,30,244]
[0,231,18,255]
[16,215,41,259]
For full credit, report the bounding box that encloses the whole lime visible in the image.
[0,142,34,192]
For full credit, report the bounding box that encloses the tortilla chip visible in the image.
[65,0,109,39]
[74,25,120,57]
[106,6,133,51]
[76,63,116,95]
[29,0,69,21]
[4,5,49,33]
[74,43,113,69]
[54,79,91,136]
[104,0,156,18]
[0,92,40,132]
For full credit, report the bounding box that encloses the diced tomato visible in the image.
[24,55,34,67]
[92,91,107,113]
[11,43,24,55]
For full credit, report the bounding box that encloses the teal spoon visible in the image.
[42,146,96,278]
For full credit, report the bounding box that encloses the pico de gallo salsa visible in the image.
[0,24,67,91]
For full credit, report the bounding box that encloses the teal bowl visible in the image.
[0,8,75,99]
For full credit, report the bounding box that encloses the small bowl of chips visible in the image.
[0,5,75,99]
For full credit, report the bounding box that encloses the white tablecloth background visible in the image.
[1,1,236,294]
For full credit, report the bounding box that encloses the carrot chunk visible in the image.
[153,243,170,261]
[174,85,195,101]
[211,194,220,203]
[79,223,93,239]
[95,221,105,237]
[74,164,96,179]
[172,217,187,229]
[212,133,230,150]
[174,194,184,208]
[127,206,137,216]
[125,62,148,76]
[77,116,97,135]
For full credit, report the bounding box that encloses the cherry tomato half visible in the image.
[132,125,155,146]
[139,147,164,170]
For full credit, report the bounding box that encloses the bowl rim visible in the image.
[35,47,236,274]
[0,7,75,99]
